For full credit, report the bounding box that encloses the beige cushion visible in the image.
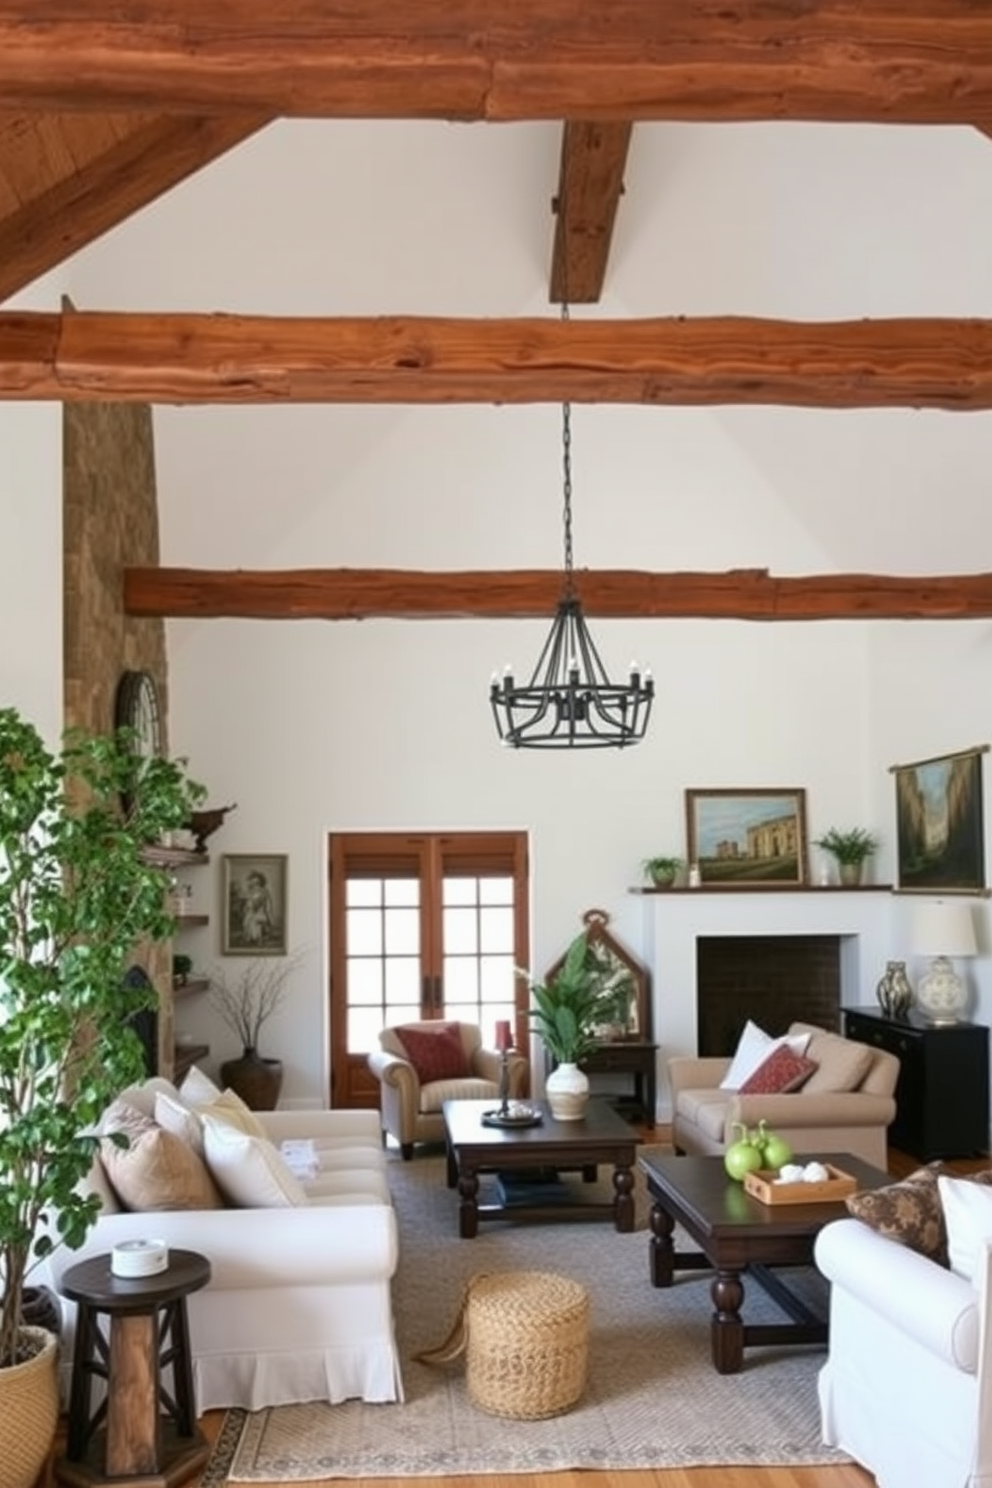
[100,1101,222,1211]
[675,1088,730,1142]
[201,1115,308,1208]
[112,1077,181,1120]
[800,1029,874,1094]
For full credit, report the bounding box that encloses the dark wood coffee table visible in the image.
[443,1097,640,1238]
[639,1150,891,1374]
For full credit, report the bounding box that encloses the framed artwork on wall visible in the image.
[891,745,988,895]
[221,853,289,954]
[685,788,809,888]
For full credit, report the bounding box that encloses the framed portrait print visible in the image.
[222,853,288,954]
[686,788,808,888]
[892,745,988,895]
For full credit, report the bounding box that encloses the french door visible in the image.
[327,831,530,1109]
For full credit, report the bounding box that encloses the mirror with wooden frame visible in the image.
[544,907,651,1043]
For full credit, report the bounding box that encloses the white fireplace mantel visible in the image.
[640,888,895,1120]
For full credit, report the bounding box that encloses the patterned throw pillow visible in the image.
[396,1022,469,1084]
[738,1043,818,1095]
[845,1162,951,1262]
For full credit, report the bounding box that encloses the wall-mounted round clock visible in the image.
[114,669,162,760]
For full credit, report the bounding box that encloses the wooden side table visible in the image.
[579,1041,658,1128]
[54,1248,211,1488]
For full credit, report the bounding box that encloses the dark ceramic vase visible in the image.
[220,1048,284,1110]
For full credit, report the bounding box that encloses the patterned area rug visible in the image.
[203,1145,849,1481]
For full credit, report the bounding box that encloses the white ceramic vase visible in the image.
[545,1061,590,1121]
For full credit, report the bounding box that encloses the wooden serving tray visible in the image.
[743,1163,858,1205]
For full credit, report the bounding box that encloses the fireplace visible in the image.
[639,887,894,1118]
[695,934,842,1056]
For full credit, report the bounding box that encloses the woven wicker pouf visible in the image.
[465,1270,589,1420]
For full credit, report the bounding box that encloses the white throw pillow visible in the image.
[719,1020,812,1091]
[154,1089,205,1155]
[179,1064,223,1108]
[939,1175,992,1283]
[201,1115,308,1208]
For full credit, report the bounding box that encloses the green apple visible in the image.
[724,1137,763,1182]
[761,1131,793,1171]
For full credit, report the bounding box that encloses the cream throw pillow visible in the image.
[202,1088,268,1138]
[201,1115,308,1208]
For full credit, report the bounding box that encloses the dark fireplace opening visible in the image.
[696,935,842,1057]
[123,964,158,1076]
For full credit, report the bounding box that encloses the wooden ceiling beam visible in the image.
[2,2,992,125]
[6,309,992,409]
[549,122,633,305]
[124,567,992,622]
[0,112,269,304]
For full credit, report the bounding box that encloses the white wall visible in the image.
[42,119,992,1106]
[1,280,63,740]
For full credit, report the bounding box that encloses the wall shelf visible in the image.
[173,976,210,997]
[141,845,209,870]
[630,884,893,896]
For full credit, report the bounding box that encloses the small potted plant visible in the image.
[814,827,879,887]
[642,855,683,888]
[521,933,608,1121]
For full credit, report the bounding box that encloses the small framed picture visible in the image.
[685,788,808,888]
[221,854,288,955]
[892,745,988,895]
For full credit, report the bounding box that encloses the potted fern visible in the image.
[814,826,879,886]
[0,708,202,1487]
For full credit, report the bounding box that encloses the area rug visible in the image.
[204,1145,849,1481]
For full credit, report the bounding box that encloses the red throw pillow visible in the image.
[739,1043,818,1096]
[396,1022,469,1084]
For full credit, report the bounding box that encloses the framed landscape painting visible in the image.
[892,745,988,895]
[222,853,289,954]
[686,788,808,888]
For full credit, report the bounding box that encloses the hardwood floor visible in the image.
[45,1137,991,1488]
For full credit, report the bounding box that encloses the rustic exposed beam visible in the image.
[6,310,992,409]
[550,122,633,305]
[0,113,269,304]
[124,568,992,622]
[2,2,992,125]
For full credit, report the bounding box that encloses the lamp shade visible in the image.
[909,900,977,959]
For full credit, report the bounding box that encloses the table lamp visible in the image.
[909,899,977,1024]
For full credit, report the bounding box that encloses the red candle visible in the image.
[495,1020,512,1052]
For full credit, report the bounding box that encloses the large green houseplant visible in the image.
[0,707,203,1372]
[523,932,611,1121]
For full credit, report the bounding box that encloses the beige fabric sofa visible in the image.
[367,1020,528,1158]
[668,1020,899,1168]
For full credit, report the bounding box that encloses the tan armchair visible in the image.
[668,1020,899,1169]
[367,1020,529,1159]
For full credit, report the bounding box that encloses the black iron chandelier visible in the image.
[489,397,654,749]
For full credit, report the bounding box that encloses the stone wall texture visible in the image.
[62,395,176,1076]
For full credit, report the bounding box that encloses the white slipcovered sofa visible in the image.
[816,1200,992,1488]
[42,1072,403,1412]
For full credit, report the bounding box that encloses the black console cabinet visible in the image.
[844,1006,990,1161]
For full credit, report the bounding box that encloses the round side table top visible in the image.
[58,1248,211,1309]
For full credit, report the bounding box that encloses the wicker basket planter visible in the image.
[0,1326,60,1488]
